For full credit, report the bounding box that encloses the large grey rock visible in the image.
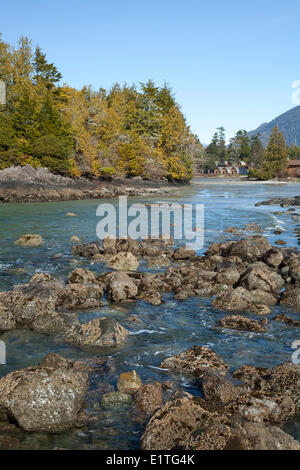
[212,287,252,311]
[0,355,88,432]
[225,236,271,262]
[105,271,138,302]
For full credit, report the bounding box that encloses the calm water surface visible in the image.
[1,178,300,449]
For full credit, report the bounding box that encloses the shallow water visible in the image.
[1,177,300,449]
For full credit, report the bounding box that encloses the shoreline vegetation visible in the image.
[0,165,299,204]
[0,165,177,203]
[1,33,300,207]
[2,165,299,204]
[0,35,202,184]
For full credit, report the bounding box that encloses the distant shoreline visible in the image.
[192,176,300,185]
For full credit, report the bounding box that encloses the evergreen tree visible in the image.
[228,130,251,164]
[33,46,62,88]
[288,144,300,160]
[0,33,200,181]
[249,134,264,167]
[256,126,287,179]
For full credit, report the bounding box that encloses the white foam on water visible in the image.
[0,263,11,270]
[147,365,169,371]
[129,329,164,335]
[153,350,166,356]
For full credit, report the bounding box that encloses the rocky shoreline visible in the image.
[256,195,300,207]
[0,165,178,203]
[1,230,300,449]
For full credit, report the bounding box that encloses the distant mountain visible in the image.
[248,106,300,147]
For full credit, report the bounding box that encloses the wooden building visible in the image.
[287,160,300,177]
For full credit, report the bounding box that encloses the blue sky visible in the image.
[1,0,300,143]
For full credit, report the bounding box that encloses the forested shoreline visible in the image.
[0,35,202,182]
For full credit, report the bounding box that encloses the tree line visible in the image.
[0,35,203,181]
[199,125,300,179]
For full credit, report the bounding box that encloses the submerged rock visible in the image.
[273,313,300,326]
[117,370,142,394]
[160,346,229,377]
[101,391,132,409]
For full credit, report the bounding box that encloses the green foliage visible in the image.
[98,166,117,177]
[228,130,251,163]
[0,34,201,180]
[288,144,300,160]
[117,141,146,177]
[33,46,62,88]
[249,134,264,167]
[252,126,287,179]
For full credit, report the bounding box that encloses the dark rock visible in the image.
[134,382,163,414]
[273,313,300,327]
[225,236,271,262]
[202,370,242,405]
[173,247,196,260]
[219,315,268,333]
[262,248,284,268]
[280,287,300,309]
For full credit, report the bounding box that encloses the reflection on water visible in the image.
[1,177,300,449]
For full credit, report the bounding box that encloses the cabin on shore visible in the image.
[209,161,249,176]
[287,160,300,177]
